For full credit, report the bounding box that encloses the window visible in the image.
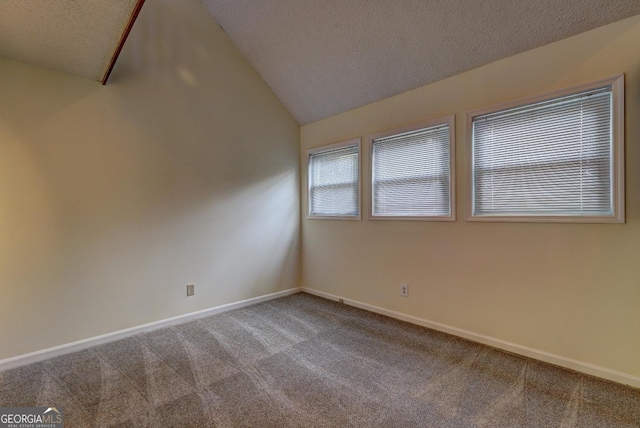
[468,76,624,223]
[370,117,455,220]
[307,139,361,219]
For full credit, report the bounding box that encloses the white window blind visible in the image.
[472,86,615,217]
[372,124,452,217]
[308,143,359,217]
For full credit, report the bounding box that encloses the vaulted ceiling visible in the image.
[1,0,639,124]
[0,0,143,83]
[200,0,640,124]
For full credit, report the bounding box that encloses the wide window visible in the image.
[370,117,455,220]
[307,139,360,219]
[468,76,624,223]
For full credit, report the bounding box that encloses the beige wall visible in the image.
[0,0,300,360]
[301,15,640,379]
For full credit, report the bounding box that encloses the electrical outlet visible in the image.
[186,284,195,296]
[400,283,408,297]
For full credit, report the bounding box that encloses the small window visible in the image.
[370,117,455,220]
[307,139,361,219]
[468,76,624,223]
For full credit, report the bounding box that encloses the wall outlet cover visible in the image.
[400,283,408,297]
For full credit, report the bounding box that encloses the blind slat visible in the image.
[472,86,614,217]
[372,125,451,217]
[309,144,359,216]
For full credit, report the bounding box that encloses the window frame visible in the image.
[466,75,625,223]
[306,138,362,220]
[367,116,456,221]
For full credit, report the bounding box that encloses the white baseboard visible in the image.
[0,287,302,372]
[4,286,639,389]
[301,287,640,389]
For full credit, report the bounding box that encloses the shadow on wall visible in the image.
[630,66,640,220]
[0,0,300,359]
[109,0,296,187]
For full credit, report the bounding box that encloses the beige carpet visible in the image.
[1,292,638,427]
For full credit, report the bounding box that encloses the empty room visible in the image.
[1,0,639,426]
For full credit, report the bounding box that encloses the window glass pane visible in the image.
[372,125,451,216]
[309,144,359,216]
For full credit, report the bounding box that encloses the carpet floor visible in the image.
[1,292,638,427]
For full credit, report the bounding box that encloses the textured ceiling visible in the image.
[200,0,640,124]
[0,0,141,82]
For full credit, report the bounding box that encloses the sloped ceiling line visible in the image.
[102,0,147,85]
[0,0,144,83]
[1,0,639,124]
[200,0,640,124]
